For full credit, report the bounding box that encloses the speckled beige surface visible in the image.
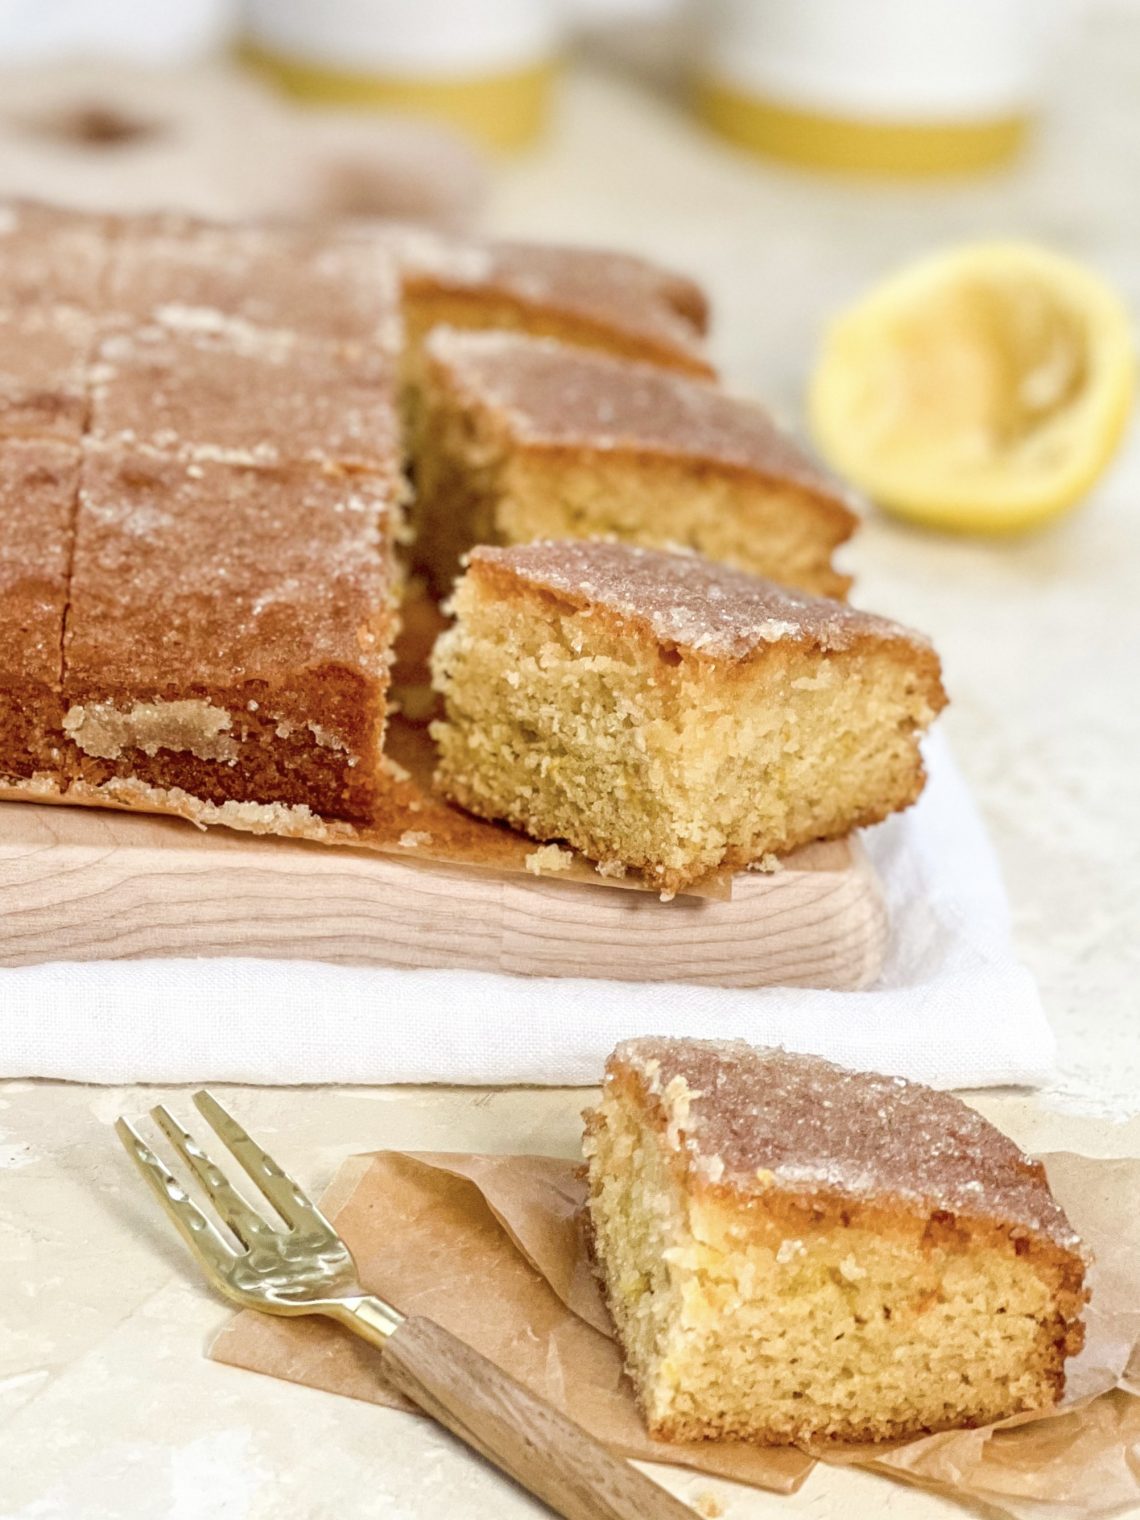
[3,15,1140,1516]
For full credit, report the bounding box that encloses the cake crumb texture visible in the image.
[583,1038,1088,1446]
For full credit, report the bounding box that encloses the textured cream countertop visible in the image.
[3,14,1140,1517]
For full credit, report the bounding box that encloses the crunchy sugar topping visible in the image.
[89,321,398,472]
[524,842,575,875]
[107,216,402,347]
[610,1038,1084,1251]
[66,454,397,690]
[425,328,850,510]
[388,227,710,370]
[471,540,931,662]
[63,699,237,763]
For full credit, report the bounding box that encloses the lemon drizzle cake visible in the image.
[414,328,856,595]
[431,540,946,891]
[584,1037,1088,1445]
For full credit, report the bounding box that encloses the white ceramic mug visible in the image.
[694,0,1075,173]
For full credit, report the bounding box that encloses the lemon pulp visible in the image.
[809,243,1134,533]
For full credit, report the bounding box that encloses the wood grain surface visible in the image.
[382,1316,698,1520]
[0,799,887,988]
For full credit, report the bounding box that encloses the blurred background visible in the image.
[0,0,1135,1082]
[0,0,1132,378]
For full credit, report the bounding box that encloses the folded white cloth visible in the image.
[0,733,1052,1088]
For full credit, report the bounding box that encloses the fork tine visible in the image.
[192,1091,333,1235]
[150,1104,275,1252]
[114,1117,237,1283]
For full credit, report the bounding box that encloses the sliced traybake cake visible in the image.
[584,1037,1088,1445]
[0,201,951,888]
[414,327,855,595]
[431,540,945,890]
[0,202,719,843]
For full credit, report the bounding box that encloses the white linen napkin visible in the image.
[0,733,1053,1089]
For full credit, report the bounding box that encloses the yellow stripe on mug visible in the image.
[694,0,1070,177]
[243,0,561,150]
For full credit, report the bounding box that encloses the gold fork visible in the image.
[116,1090,695,1520]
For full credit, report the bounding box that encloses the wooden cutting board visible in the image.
[0,800,887,989]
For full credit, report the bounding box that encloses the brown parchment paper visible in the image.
[210,1149,1140,1515]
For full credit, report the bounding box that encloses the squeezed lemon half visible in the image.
[809,244,1134,533]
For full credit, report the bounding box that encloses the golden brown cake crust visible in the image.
[467,540,941,670]
[607,1038,1085,1254]
[67,453,394,691]
[424,327,854,527]
[0,306,97,443]
[0,201,113,308]
[106,213,403,346]
[90,316,398,472]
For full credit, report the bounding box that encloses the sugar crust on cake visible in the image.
[611,1037,1082,1250]
[467,540,932,663]
[424,327,850,505]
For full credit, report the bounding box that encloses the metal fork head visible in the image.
[115,1090,359,1314]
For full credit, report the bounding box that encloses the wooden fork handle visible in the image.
[381,1315,695,1520]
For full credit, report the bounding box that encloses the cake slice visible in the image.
[62,451,399,827]
[388,227,713,378]
[414,328,856,594]
[431,541,946,890]
[105,214,401,347]
[90,313,395,473]
[0,440,81,784]
[584,1038,1088,1445]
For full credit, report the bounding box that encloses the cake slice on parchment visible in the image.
[584,1037,1088,1446]
[413,328,856,595]
[431,540,946,892]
